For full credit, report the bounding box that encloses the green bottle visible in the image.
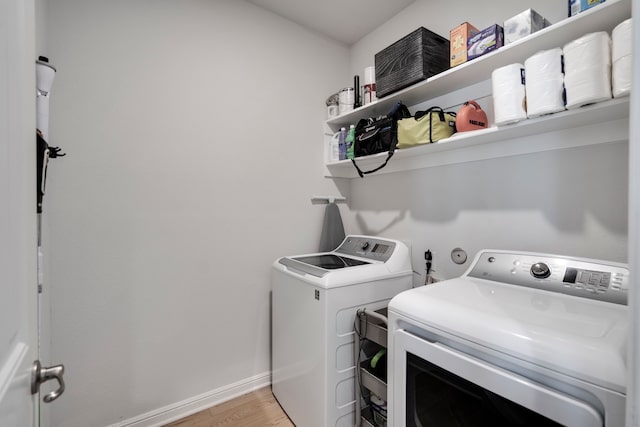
[346,124,356,160]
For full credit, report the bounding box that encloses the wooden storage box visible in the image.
[375,27,450,98]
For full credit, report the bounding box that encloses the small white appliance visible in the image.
[388,249,628,427]
[272,235,412,427]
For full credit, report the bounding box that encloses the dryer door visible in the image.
[390,330,603,427]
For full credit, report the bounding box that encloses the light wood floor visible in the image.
[163,386,294,427]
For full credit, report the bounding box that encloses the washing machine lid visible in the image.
[292,254,369,270]
[389,251,629,393]
[279,254,369,277]
[274,235,412,288]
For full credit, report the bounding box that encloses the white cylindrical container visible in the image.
[363,84,377,105]
[338,87,354,115]
[612,19,632,98]
[363,66,377,105]
[524,48,566,118]
[492,63,527,125]
[364,66,376,85]
[328,131,341,162]
[563,31,612,109]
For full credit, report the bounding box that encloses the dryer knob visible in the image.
[531,262,551,279]
[361,241,370,250]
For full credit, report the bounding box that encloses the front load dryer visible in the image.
[387,250,628,427]
[271,235,412,427]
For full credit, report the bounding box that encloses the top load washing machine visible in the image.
[272,235,413,427]
[387,249,629,427]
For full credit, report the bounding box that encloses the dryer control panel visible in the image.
[467,250,629,305]
[335,236,396,262]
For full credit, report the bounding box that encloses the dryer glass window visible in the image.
[406,352,561,426]
[292,255,369,269]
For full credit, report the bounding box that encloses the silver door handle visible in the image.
[31,360,65,403]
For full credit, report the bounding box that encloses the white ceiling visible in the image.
[247,0,416,45]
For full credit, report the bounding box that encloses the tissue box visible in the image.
[375,27,450,98]
[569,0,606,16]
[450,22,479,67]
[504,9,551,45]
[467,25,504,61]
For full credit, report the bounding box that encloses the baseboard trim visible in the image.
[106,372,271,427]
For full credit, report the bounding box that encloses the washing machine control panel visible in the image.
[335,236,396,262]
[467,250,628,305]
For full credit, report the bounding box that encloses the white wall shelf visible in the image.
[324,0,631,179]
[325,98,630,178]
[325,0,630,132]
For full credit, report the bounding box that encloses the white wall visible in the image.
[43,1,350,425]
[349,142,628,281]
[348,0,628,282]
[35,0,47,55]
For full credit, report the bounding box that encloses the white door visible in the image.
[0,0,39,425]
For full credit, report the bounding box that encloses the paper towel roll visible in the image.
[492,63,527,125]
[613,55,632,98]
[612,19,632,98]
[612,18,632,61]
[563,32,612,109]
[525,48,564,76]
[524,49,566,117]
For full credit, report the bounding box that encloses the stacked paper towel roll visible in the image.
[524,48,566,118]
[612,19,632,98]
[563,32,612,109]
[492,63,527,125]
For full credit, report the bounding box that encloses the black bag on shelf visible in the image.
[352,102,411,177]
[354,116,394,157]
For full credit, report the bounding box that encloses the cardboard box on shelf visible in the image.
[450,22,479,67]
[504,9,551,45]
[569,0,606,16]
[467,24,504,61]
